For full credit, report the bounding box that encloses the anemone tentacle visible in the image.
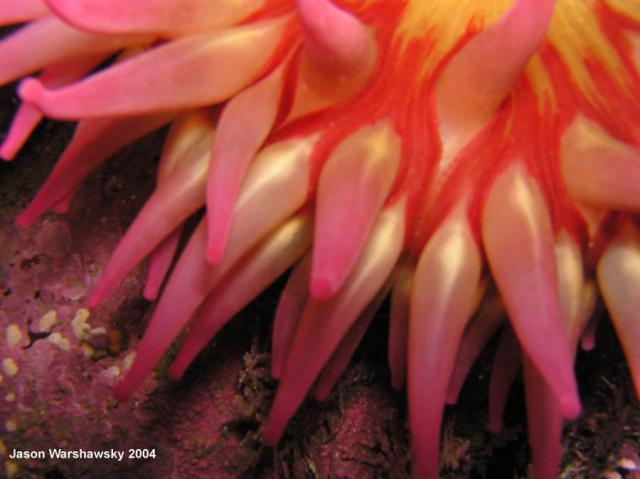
[3,0,640,477]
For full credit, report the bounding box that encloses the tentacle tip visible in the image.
[391,372,405,391]
[560,395,582,420]
[85,291,103,310]
[15,211,35,229]
[112,382,133,401]
[52,202,70,214]
[445,385,461,404]
[314,388,330,402]
[142,286,159,302]
[0,143,16,161]
[296,0,376,75]
[261,423,282,447]
[205,242,225,265]
[580,336,595,351]
[18,78,47,110]
[391,378,405,391]
[488,420,503,434]
[309,275,337,300]
[167,364,185,381]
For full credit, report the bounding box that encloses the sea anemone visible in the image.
[2,0,640,477]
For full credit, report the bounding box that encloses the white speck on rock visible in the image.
[48,333,71,351]
[5,324,21,347]
[2,358,18,377]
[71,308,91,340]
[38,310,59,333]
[90,326,107,336]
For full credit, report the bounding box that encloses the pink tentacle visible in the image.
[1,54,106,161]
[0,0,50,25]
[487,325,521,433]
[523,357,564,479]
[446,294,504,404]
[169,213,312,379]
[0,16,147,87]
[311,121,401,299]
[206,64,285,263]
[143,227,182,301]
[17,113,174,228]
[264,200,405,445]
[271,255,311,379]
[43,0,264,36]
[19,17,290,119]
[314,283,390,400]
[482,163,581,419]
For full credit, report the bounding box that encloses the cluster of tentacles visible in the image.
[3,0,640,477]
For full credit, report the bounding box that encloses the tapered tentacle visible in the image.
[482,162,581,419]
[510,233,592,474]
[388,258,414,390]
[294,0,376,76]
[42,0,264,37]
[580,313,600,351]
[19,17,290,119]
[206,65,285,263]
[0,0,49,25]
[87,116,214,307]
[113,222,210,398]
[143,227,182,301]
[597,222,640,398]
[283,0,376,126]
[271,255,311,379]
[169,212,313,379]
[1,104,42,162]
[446,293,504,404]
[523,357,563,479]
[0,17,147,87]
[263,199,406,444]
[487,325,521,433]
[408,209,482,479]
[314,283,390,400]
[1,54,105,161]
[561,114,640,211]
[17,113,175,229]
[114,137,315,398]
[311,121,401,299]
[91,111,216,303]
[91,135,315,308]
[436,0,556,159]
[555,230,595,347]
